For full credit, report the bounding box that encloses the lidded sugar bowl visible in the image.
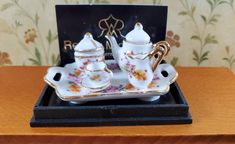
[74,32,105,70]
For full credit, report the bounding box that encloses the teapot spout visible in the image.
[105,35,121,62]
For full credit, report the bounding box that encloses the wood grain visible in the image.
[0,136,235,144]
[0,66,235,143]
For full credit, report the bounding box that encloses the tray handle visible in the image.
[157,64,178,84]
[44,67,67,87]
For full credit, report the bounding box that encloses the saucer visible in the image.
[81,72,112,91]
[81,80,111,92]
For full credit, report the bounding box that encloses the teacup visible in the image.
[81,61,113,90]
[74,54,105,70]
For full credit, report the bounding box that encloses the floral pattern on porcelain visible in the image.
[131,70,147,81]
[105,23,154,73]
[90,74,101,81]
[107,62,120,71]
[67,69,84,84]
[66,75,161,94]
[44,60,178,103]
[75,56,105,70]
[68,82,81,92]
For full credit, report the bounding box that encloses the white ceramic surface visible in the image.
[74,32,105,70]
[125,22,150,44]
[74,32,103,52]
[74,56,105,70]
[44,60,178,103]
[105,22,165,73]
[86,61,106,71]
[126,54,154,89]
[81,79,111,92]
[82,62,113,90]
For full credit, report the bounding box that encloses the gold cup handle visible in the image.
[150,41,171,71]
[104,67,114,77]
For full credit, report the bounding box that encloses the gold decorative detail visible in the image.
[75,54,104,59]
[124,39,151,45]
[104,52,113,57]
[59,85,170,101]
[81,81,111,90]
[75,47,103,53]
[151,41,171,71]
[98,14,124,38]
[105,41,112,50]
[63,40,78,50]
[104,41,113,57]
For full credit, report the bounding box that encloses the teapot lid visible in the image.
[75,32,103,52]
[125,23,150,44]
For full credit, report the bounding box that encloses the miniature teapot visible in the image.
[105,22,170,72]
[74,32,105,70]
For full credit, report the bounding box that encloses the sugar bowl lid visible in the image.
[125,22,150,44]
[75,32,103,52]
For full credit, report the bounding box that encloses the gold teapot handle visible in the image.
[155,41,171,56]
[150,41,171,71]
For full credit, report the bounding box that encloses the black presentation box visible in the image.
[30,5,192,127]
[31,82,192,127]
[55,4,168,64]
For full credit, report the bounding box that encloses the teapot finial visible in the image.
[135,22,143,29]
[84,32,93,39]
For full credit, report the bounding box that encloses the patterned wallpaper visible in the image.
[0,0,235,72]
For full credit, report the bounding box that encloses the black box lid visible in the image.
[56,5,168,65]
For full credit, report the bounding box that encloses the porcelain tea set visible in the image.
[44,22,178,104]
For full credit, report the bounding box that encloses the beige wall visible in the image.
[0,0,235,72]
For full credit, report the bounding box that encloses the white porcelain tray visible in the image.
[44,60,178,103]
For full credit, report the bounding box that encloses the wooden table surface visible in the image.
[0,66,235,144]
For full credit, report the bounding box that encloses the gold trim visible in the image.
[44,67,177,97]
[75,47,103,53]
[126,52,149,60]
[151,41,171,71]
[59,85,170,101]
[85,67,105,72]
[75,54,104,58]
[85,64,109,72]
[124,39,151,45]
[44,77,56,88]
[169,72,178,84]
[85,65,113,73]
[46,82,173,102]
[98,14,124,38]
[43,65,178,102]
[153,41,171,56]
[81,81,111,90]
[151,49,165,71]
[104,67,113,74]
